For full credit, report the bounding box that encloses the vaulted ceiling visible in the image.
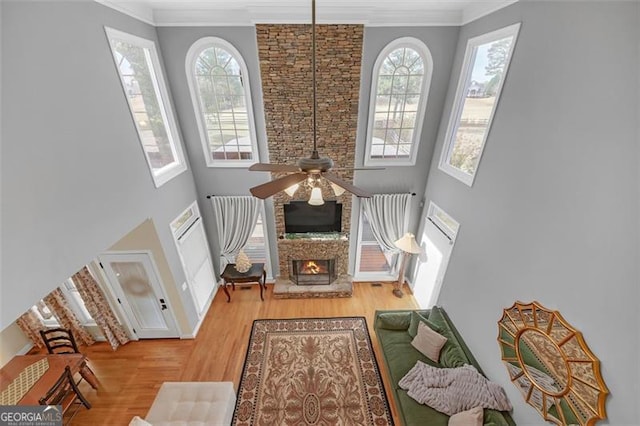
[96,0,518,26]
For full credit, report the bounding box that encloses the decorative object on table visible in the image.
[497,301,609,426]
[233,317,393,426]
[393,232,422,298]
[247,0,379,203]
[234,249,252,273]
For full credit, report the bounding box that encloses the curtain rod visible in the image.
[207,193,414,199]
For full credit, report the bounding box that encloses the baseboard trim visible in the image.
[17,342,34,355]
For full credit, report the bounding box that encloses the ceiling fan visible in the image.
[249,0,374,202]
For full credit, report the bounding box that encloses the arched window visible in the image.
[365,38,433,166]
[186,38,259,167]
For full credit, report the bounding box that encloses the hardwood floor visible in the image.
[70,281,417,425]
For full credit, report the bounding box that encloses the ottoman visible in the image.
[134,381,236,426]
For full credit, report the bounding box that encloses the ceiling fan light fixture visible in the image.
[308,186,324,206]
[284,183,300,197]
[330,182,346,196]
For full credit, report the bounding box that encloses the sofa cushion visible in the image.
[483,408,513,426]
[428,307,470,368]
[396,389,449,426]
[408,311,440,338]
[145,382,236,426]
[376,311,412,331]
[411,321,447,363]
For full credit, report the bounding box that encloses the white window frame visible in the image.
[426,201,459,241]
[185,37,260,168]
[170,201,199,237]
[354,206,399,281]
[105,27,188,188]
[364,37,433,167]
[31,304,59,328]
[438,23,521,186]
[60,279,97,327]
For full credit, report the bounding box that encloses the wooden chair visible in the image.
[40,328,80,354]
[39,328,99,389]
[39,366,91,423]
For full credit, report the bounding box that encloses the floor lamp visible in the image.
[393,233,422,298]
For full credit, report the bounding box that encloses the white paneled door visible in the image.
[99,252,179,339]
[412,203,459,309]
[175,217,216,316]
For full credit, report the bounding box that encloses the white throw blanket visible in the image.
[399,361,512,416]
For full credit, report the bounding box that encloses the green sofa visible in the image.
[374,307,516,426]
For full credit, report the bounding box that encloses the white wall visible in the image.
[0,1,199,329]
[424,1,639,424]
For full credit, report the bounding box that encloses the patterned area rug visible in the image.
[233,317,393,426]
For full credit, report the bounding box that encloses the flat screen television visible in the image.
[284,201,342,233]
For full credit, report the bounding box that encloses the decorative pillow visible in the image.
[411,321,448,363]
[408,310,441,338]
[129,416,152,426]
[448,406,483,426]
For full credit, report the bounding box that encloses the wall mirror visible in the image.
[497,301,608,425]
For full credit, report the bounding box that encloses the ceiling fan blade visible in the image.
[250,173,308,199]
[322,172,372,198]
[249,163,300,172]
[332,167,386,171]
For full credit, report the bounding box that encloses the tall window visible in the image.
[186,37,259,167]
[439,23,520,186]
[365,38,433,166]
[105,27,187,188]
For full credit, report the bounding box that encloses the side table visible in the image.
[220,263,266,302]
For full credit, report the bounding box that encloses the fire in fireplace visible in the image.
[290,259,337,286]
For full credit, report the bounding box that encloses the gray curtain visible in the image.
[210,196,260,271]
[361,193,412,254]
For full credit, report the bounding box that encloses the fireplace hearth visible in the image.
[290,259,337,285]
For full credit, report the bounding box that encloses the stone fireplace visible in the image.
[290,259,337,285]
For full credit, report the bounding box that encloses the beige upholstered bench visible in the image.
[130,382,236,426]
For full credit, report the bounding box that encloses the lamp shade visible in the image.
[284,183,299,197]
[308,187,324,205]
[330,182,346,197]
[394,232,421,254]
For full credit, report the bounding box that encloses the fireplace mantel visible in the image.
[277,237,349,279]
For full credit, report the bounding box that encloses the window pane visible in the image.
[107,28,186,187]
[368,44,427,162]
[112,42,176,170]
[192,43,255,164]
[358,214,392,273]
[440,24,520,184]
[450,37,514,174]
[244,213,267,266]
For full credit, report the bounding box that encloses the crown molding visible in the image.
[95,0,156,25]
[461,0,519,25]
[94,1,518,27]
